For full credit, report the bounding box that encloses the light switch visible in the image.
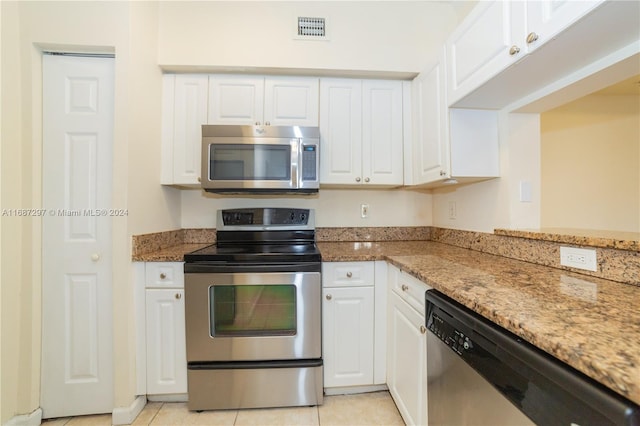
[519,180,532,203]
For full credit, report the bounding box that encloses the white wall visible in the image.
[181,188,432,228]
[157,1,462,74]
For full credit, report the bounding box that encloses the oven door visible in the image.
[185,270,321,362]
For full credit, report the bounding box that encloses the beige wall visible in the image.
[157,1,461,73]
[181,188,433,228]
[0,1,181,422]
[541,93,640,232]
[431,113,542,233]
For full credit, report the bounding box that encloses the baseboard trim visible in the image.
[324,384,388,396]
[5,408,42,426]
[112,395,147,426]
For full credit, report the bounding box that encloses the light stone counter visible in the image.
[319,240,640,407]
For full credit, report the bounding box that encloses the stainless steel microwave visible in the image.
[201,125,320,194]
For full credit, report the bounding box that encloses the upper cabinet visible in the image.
[207,75,319,127]
[320,78,404,187]
[410,49,499,188]
[446,1,526,106]
[161,74,208,186]
[448,0,637,109]
[162,74,319,187]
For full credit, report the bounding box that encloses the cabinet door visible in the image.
[526,0,604,53]
[172,75,208,185]
[323,286,374,387]
[362,80,404,186]
[447,1,526,105]
[207,75,264,125]
[412,49,450,185]
[319,78,363,185]
[146,289,187,395]
[264,76,319,127]
[387,291,427,426]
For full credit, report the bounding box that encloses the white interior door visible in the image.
[41,53,114,418]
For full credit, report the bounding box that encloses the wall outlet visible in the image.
[560,246,597,271]
[448,201,457,220]
[360,204,369,218]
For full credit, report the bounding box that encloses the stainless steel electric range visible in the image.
[183,207,323,411]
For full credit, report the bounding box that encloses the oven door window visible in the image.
[209,144,291,181]
[209,285,296,336]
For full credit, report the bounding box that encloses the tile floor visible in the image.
[42,391,405,426]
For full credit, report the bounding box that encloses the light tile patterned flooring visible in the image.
[42,391,405,426]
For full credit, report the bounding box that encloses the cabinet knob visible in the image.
[439,170,446,176]
[265,121,271,126]
[526,32,539,44]
[197,177,201,182]
[401,284,409,292]
[175,293,182,300]
[346,272,353,278]
[355,177,361,182]
[91,253,101,262]
[364,177,370,183]
[420,325,427,334]
[255,122,261,126]
[326,294,332,301]
[160,273,167,279]
[509,45,521,56]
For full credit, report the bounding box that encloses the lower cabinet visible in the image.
[145,288,187,395]
[323,285,375,387]
[136,262,187,397]
[387,264,430,426]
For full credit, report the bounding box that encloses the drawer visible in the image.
[145,262,184,288]
[322,261,375,288]
[393,270,431,312]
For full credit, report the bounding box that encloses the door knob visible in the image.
[91,253,101,262]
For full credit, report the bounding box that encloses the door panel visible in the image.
[41,54,114,418]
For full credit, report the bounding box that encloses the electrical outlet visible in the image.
[448,201,457,220]
[560,247,597,271]
[361,204,369,218]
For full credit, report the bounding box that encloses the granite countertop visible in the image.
[132,243,209,262]
[320,240,640,407]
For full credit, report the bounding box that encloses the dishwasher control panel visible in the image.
[427,312,473,356]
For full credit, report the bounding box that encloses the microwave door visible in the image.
[205,139,295,190]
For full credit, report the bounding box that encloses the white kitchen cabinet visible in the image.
[207,75,264,125]
[320,78,404,187]
[162,74,319,186]
[446,1,526,106]
[138,262,187,397]
[447,0,627,109]
[411,49,449,185]
[525,0,604,54]
[386,264,431,426]
[161,74,208,186]
[322,262,375,388]
[208,75,319,127]
[411,50,499,188]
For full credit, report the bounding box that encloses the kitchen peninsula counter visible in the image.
[320,240,640,407]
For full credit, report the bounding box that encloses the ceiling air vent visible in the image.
[296,17,327,39]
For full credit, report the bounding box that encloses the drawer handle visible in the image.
[160,273,167,280]
[401,284,409,291]
[420,325,426,334]
[326,294,332,301]
[346,272,353,278]
[175,293,182,300]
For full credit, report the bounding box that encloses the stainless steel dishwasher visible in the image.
[425,289,640,426]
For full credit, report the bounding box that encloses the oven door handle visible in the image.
[184,262,321,274]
